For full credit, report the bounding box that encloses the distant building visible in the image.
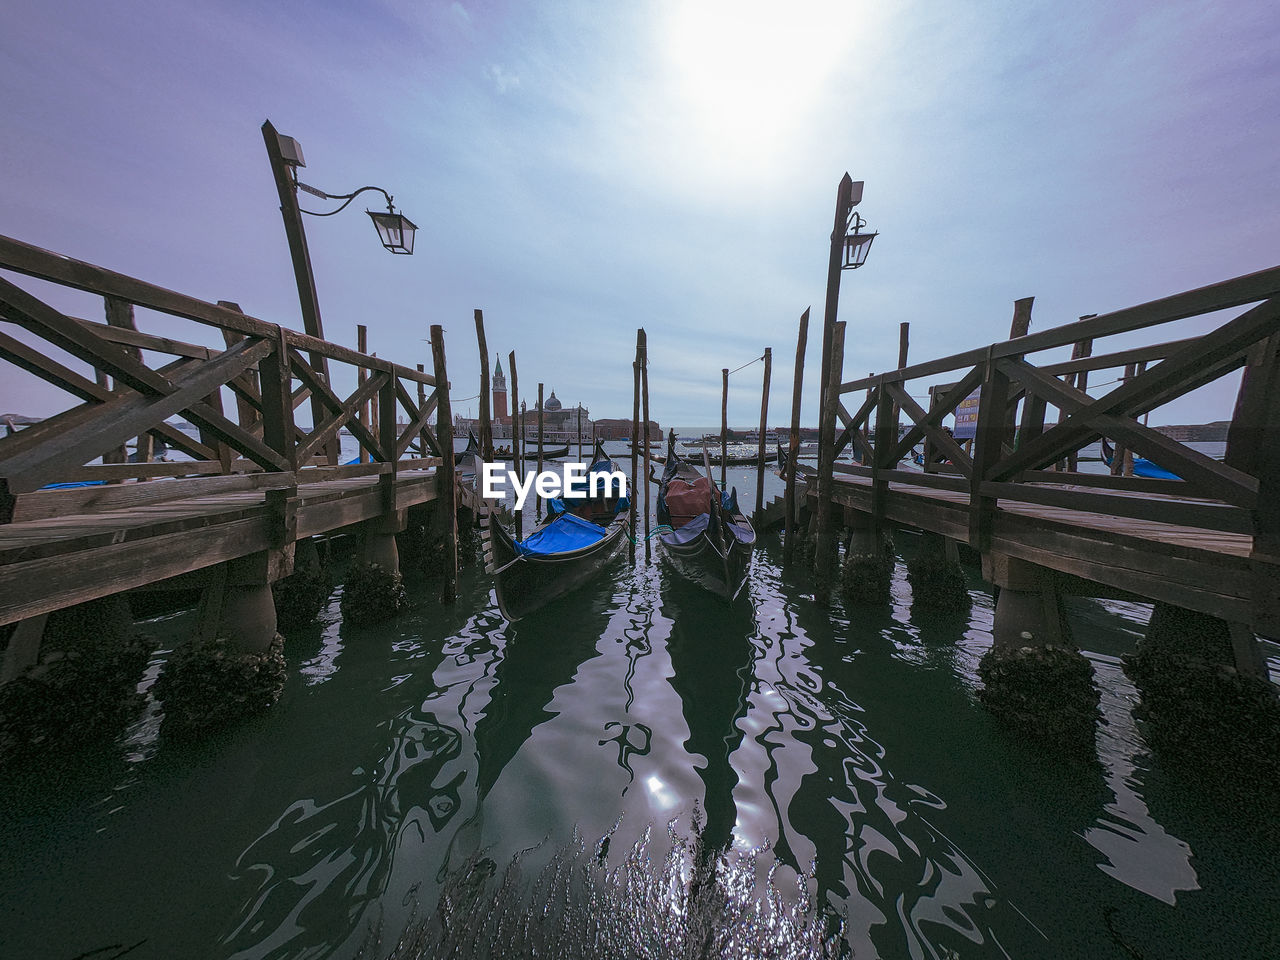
[593,418,661,441]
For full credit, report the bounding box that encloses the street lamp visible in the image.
[841,210,877,270]
[261,119,418,463]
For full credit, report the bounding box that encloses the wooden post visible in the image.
[1003,297,1034,444]
[969,299,1029,550]
[259,325,297,471]
[814,321,846,605]
[1066,315,1095,471]
[536,383,545,521]
[509,350,521,540]
[103,296,139,471]
[416,363,430,457]
[261,119,335,464]
[755,346,772,519]
[818,174,856,423]
[370,352,381,459]
[1110,362,1138,477]
[577,401,583,461]
[640,329,652,562]
[631,336,641,562]
[784,308,810,566]
[430,324,457,603]
[357,324,370,464]
[720,367,729,488]
[893,322,909,423]
[475,309,494,462]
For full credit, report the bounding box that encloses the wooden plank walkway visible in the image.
[811,470,1257,625]
[0,469,441,627]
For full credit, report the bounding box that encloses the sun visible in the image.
[660,0,855,165]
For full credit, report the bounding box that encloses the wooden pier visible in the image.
[0,235,453,675]
[805,262,1280,666]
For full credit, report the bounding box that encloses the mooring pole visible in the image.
[631,334,641,562]
[814,321,846,606]
[640,328,652,562]
[755,346,772,520]
[430,324,457,603]
[509,350,521,540]
[577,401,583,461]
[721,367,729,488]
[784,308,810,566]
[537,383,545,521]
[475,309,494,462]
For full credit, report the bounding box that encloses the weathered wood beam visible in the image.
[839,264,1280,393]
[0,233,436,385]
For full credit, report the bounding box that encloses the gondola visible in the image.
[1100,437,1181,480]
[491,443,570,460]
[655,431,756,600]
[481,439,630,621]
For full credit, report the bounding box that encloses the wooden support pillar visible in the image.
[784,308,810,566]
[969,299,1031,550]
[357,325,370,463]
[475,309,494,462]
[1110,362,1138,477]
[1065,315,1095,471]
[640,329,652,562]
[755,346,772,520]
[630,338,640,562]
[720,367,729,489]
[430,324,457,603]
[814,320,846,605]
[981,553,1072,652]
[509,350,522,540]
[103,296,141,472]
[536,383,545,521]
[0,613,48,685]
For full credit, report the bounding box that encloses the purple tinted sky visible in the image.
[2,0,1277,427]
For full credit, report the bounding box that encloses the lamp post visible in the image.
[261,119,417,462]
[814,174,877,603]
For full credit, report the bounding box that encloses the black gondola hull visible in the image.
[482,512,628,621]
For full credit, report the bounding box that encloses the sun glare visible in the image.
[662,0,854,166]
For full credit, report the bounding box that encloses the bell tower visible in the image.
[492,355,508,424]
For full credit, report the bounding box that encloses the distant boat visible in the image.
[494,443,569,460]
[655,432,756,600]
[481,439,630,621]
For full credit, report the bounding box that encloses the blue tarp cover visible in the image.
[516,512,609,556]
[1133,458,1180,480]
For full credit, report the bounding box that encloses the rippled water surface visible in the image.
[2,454,1278,959]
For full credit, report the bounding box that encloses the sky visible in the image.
[2,0,1278,430]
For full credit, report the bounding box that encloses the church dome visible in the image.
[545,391,562,411]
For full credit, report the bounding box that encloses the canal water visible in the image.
[1,440,1277,958]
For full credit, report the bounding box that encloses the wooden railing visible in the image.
[0,235,445,521]
[818,264,1280,555]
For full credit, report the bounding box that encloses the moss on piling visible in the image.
[839,533,894,607]
[273,569,333,634]
[978,644,1100,755]
[340,561,407,625]
[1124,606,1280,789]
[153,634,286,739]
[906,551,970,611]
